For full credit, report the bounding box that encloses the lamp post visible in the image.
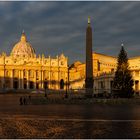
[65,77,68,98]
[65,66,70,98]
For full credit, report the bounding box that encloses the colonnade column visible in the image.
[38,70,41,89]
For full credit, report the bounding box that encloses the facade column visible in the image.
[58,68,60,89]
[27,70,29,89]
[39,70,41,89]
[42,70,44,89]
[133,71,135,77]
[19,70,21,89]
[57,56,59,90]
[10,69,13,89]
[34,70,36,89]
[139,81,140,96]
[132,71,135,91]
[49,57,51,89]
[56,70,59,89]
[2,67,5,89]
[21,70,23,89]
[65,69,68,90]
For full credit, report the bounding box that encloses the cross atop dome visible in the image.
[22,29,25,36]
[21,30,27,42]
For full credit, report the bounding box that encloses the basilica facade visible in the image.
[0,32,68,90]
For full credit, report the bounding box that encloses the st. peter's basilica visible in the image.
[0,31,68,90]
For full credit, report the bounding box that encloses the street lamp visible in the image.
[65,77,68,98]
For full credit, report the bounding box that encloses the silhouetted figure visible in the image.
[45,92,48,98]
[28,95,31,104]
[19,97,23,105]
[44,89,48,98]
[29,95,31,100]
[65,93,68,98]
[23,97,26,105]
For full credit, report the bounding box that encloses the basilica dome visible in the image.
[11,31,36,58]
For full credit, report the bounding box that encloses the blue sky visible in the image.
[0,1,140,64]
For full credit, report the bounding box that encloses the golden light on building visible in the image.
[0,31,68,90]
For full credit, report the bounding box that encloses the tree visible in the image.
[113,45,134,97]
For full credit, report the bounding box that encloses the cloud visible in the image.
[0,2,140,64]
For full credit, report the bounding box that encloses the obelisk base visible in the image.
[85,78,93,98]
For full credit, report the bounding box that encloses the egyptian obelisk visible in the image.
[85,17,93,98]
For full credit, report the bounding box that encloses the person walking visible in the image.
[45,93,47,98]
[28,95,31,104]
[29,95,31,100]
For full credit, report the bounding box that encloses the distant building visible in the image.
[0,31,68,90]
[69,52,140,95]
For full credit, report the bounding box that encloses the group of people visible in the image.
[19,95,31,105]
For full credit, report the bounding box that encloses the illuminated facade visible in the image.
[0,31,68,90]
[69,51,140,94]
[69,18,140,95]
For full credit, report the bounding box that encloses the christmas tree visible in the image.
[113,44,134,97]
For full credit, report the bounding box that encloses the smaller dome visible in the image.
[74,61,82,66]
[59,53,65,59]
[11,31,36,58]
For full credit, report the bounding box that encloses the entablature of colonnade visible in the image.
[94,73,115,78]
[94,75,114,80]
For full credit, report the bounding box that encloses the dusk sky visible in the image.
[0,1,140,64]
